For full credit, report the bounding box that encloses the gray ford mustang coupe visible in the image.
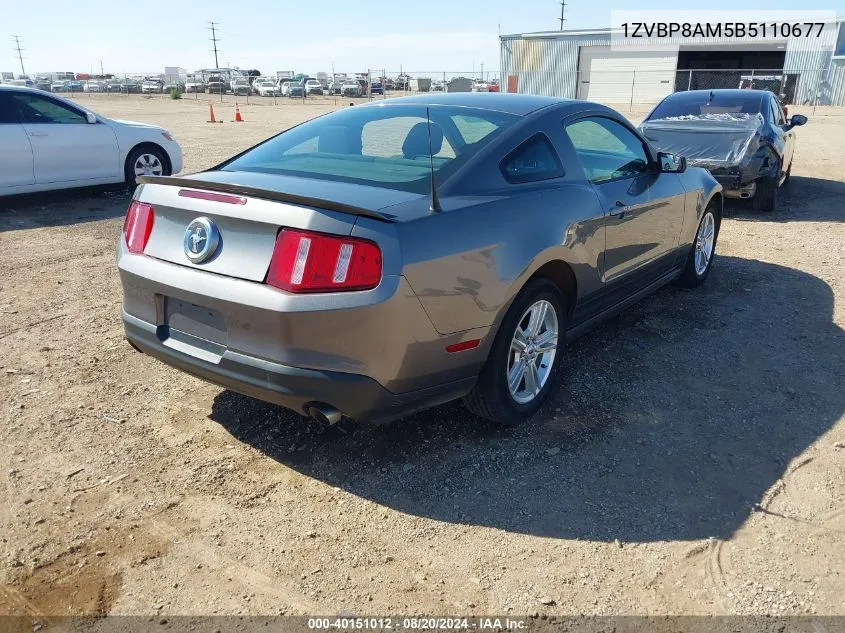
[118,93,722,426]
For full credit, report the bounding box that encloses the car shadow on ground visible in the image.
[210,255,844,543]
[725,176,845,223]
[0,186,132,232]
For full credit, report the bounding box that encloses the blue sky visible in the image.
[3,0,843,76]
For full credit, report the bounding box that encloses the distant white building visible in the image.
[500,18,845,105]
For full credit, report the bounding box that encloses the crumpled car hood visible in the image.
[640,113,763,168]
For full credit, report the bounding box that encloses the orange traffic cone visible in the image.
[233,104,243,122]
[207,103,216,123]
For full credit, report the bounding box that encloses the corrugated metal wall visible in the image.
[830,60,845,106]
[783,22,839,104]
[501,34,611,98]
[501,23,844,105]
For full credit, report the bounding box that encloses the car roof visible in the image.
[0,84,41,92]
[365,92,577,116]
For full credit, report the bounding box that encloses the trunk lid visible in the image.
[135,172,407,283]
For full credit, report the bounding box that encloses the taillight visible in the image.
[266,229,382,293]
[123,201,154,254]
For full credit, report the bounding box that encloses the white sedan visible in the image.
[252,78,279,97]
[0,85,182,196]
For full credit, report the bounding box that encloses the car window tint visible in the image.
[649,93,764,118]
[564,117,649,184]
[223,105,515,193]
[361,117,456,159]
[768,98,778,124]
[12,93,86,124]
[0,93,21,123]
[500,133,564,184]
[772,98,786,125]
[450,115,499,144]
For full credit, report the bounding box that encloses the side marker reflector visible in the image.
[446,339,481,353]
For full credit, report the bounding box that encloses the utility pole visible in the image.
[99,59,104,77]
[208,21,221,69]
[11,35,25,76]
[559,0,567,31]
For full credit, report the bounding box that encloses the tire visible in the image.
[463,278,566,426]
[752,176,778,212]
[676,205,719,288]
[124,145,170,184]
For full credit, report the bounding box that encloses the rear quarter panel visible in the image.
[399,184,605,335]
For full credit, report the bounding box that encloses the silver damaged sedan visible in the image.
[118,93,722,426]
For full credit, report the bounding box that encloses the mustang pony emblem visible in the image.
[183,217,219,263]
[189,227,207,253]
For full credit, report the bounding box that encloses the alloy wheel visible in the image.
[694,211,716,276]
[506,299,559,404]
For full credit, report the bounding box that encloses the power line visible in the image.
[11,35,26,76]
[208,21,221,69]
[558,1,567,31]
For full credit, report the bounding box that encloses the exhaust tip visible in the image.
[305,403,343,426]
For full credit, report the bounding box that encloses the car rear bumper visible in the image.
[122,309,475,424]
[118,240,488,423]
[710,172,759,199]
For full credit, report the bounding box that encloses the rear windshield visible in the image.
[221,105,517,193]
[648,92,765,120]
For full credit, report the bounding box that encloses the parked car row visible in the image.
[21,78,150,94]
[237,75,490,98]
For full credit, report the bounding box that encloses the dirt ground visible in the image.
[1,95,843,618]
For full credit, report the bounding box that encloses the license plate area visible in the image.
[157,296,227,363]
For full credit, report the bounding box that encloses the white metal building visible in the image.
[500,19,845,106]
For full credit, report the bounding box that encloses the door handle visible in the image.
[609,200,628,218]
[29,131,48,137]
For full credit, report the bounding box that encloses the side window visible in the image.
[0,93,21,124]
[11,93,87,124]
[771,98,786,125]
[500,133,564,184]
[564,117,650,184]
[450,114,499,144]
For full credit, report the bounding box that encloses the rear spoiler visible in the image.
[136,176,395,222]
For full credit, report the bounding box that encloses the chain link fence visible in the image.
[28,66,837,112]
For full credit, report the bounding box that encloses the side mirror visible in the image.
[789,114,807,127]
[658,152,686,173]
[86,111,97,124]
